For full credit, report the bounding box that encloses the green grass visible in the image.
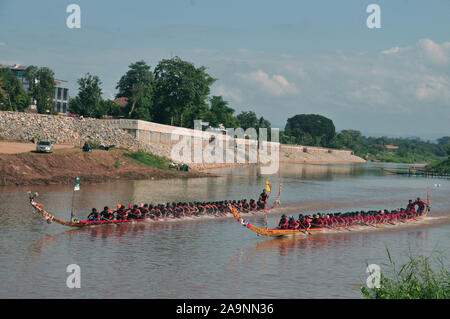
[361,249,450,299]
[113,158,121,169]
[426,159,450,174]
[123,149,172,170]
[368,152,445,164]
[86,139,102,149]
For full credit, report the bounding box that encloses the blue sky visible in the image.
[1,0,450,138]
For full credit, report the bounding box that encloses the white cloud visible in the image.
[413,75,450,101]
[186,38,450,135]
[214,84,244,104]
[347,85,390,105]
[7,36,446,136]
[417,38,448,64]
[381,46,400,55]
[381,38,449,64]
[240,69,299,96]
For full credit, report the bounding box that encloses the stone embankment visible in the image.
[0,111,140,148]
[0,111,365,168]
[0,111,171,156]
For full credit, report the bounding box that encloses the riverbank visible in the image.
[0,147,212,186]
[0,111,366,168]
[426,159,450,174]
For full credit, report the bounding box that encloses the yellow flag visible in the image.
[266,180,271,192]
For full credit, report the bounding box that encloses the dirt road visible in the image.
[0,141,74,154]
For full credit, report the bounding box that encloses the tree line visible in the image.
[0,58,271,135]
[68,57,272,134]
[1,59,448,163]
[281,113,449,163]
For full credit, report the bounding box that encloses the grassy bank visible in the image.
[365,150,446,164]
[124,149,172,170]
[426,159,450,174]
[361,249,450,299]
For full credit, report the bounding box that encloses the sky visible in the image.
[1,0,449,139]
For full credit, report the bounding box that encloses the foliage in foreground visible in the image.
[426,147,450,173]
[123,149,172,170]
[361,249,450,299]
[426,159,450,174]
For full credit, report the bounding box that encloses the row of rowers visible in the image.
[86,198,268,221]
[278,198,428,230]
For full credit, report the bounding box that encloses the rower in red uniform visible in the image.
[258,190,269,210]
[278,215,289,229]
[415,197,426,215]
[115,204,128,220]
[297,214,307,230]
[288,216,298,229]
[304,215,312,230]
[100,206,114,221]
[311,214,322,228]
[87,208,100,221]
[406,200,416,215]
[325,214,333,226]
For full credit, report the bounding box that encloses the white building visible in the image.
[54,79,69,113]
[7,64,70,114]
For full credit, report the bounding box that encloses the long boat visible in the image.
[28,199,280,228]
[27,180,282,228]
[230,189,430,238]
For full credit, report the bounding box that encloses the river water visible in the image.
[0,162,449,298]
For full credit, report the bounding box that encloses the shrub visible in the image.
[361,248,450,299]
[86,139,102,149]
[124,149,171,170]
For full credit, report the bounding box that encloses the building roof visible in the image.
[9,64,26,71]
[5,65,68,83]
[114,97,129,107]
[385,145,399,150]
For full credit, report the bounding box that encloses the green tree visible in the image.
[0,75,9,105]
[115,60,153,120]
[257,116,272,139]
[203,96,238,128]
[24,65,38,92]
[69,73,104,118]
[152,56,216,127]
[437,136,450,146]
[284,114,336,147]
[300,132,314,146]
[280,131,295,144]
[236,111,259,130]
[29,67,55,113]
[0,68,31,111]
[331,129,368,157]
[101,99,121,117]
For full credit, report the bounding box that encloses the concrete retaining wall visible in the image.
[0,111,365,167]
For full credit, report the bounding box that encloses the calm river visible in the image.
[0,162,449,298]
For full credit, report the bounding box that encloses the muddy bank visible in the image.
[0,148,212,186]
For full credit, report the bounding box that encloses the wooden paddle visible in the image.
[296,221,311,235]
